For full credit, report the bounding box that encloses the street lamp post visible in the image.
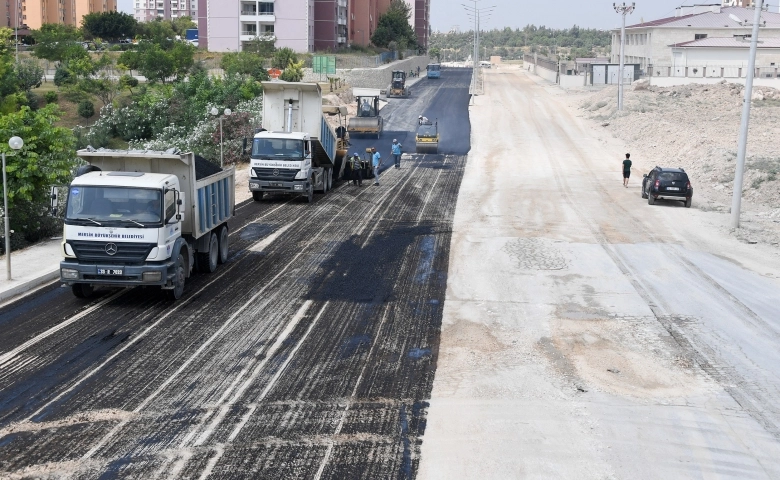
[15,0,20,63]
[614,2,635,111]
[731,1,766,228]
[3,136,23,280]
[210,107,232,168]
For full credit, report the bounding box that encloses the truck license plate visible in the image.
[271,182,283,187]
[98,268,123,275]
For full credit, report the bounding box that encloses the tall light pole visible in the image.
[614,2,635,111]
[730,1,766,228]
[3,136,23,280]
[15,0,20,63]
[210,107,232,168]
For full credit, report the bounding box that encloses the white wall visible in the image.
[560,74,586,88]
[648,76,780,87]
[535,64,558,83]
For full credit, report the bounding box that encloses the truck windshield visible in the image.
[252,138,305,159]
[65,186,163,226]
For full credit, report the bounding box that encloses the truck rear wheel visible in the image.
[72,283,93,298]
[166,254,186,300]
[252,191,263,202]
[218,226,229,264]
[197,232,219,273]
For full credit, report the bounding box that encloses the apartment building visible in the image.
[722,0,754,6]
[134,0,198,22]
[349,0,390,47]
[313,0,348,50]
[199,0,314,52]
[197,0,428,53]
[10,0,117,30]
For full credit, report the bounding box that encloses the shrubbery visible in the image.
[44,91,58,103]
[77,99,95,118]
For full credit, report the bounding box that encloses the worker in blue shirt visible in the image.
[371,147,382,186]
[391,139,403,169]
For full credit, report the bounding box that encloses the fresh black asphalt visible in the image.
[0,68,472,479]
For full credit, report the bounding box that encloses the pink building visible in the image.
[135,0,198,23]
[198,0,313,52]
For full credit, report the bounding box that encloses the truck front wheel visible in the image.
[197,233,219,273]
[72,283,93,298]
[252,191,263,202]
[166,253,186,300]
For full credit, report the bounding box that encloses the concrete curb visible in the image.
[0,269,60,304]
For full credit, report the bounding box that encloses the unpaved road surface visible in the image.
[419,67,780,479]
[0,69,471,479]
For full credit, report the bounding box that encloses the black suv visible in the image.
[642,167,693,207]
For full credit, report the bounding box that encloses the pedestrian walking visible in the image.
[350,153,363,186]
[622,153,632,187]
[391,139,403,169]
[371,147,382,185]
[417,65,421,77]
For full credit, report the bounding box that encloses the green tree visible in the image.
[171,16,197,36]
[81,11,137,42]
[279,60,304,82]
[371,0,417,49]
[0,105,77,203]
[429,47,441,62]
[0,28,19,101]
[77,100,95,118]
[244,37,276,56]
[136,43,175,83]
[221,51,270,82]
[14,61,44,91]
[272,47,298,70]
[119,74,139,94]
[30,24,86,63]
[137,19,176,49]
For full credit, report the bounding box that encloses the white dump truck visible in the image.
[249,81,345,203]
[57,149,235,300]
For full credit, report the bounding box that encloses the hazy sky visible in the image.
[430,0,774,32]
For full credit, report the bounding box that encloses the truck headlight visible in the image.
[62,268,79,279]
[294,170,307,180]
[142,271,162,282]
[146,247,159,260]
[64,243,75,257]
[294,185,303,190]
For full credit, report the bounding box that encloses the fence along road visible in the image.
[0,69,472,478]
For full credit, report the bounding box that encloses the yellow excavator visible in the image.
[387,70,411,98]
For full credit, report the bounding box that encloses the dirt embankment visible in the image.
[576,81,780,246]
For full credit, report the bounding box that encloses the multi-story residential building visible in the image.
[11,0,117,30]
[722,0,754,6]
[313,0,348,50]
[134,0,198,22]
[349,0,390,47]
[197,0,428,53]
[199,0,314,52]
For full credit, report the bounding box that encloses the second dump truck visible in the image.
[58,149,235,300]
[249,81,346,203]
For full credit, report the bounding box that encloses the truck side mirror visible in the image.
[49,186,58,216]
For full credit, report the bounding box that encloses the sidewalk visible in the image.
[0,238,62,304]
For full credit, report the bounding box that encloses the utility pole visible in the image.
[614,2,635,111]
[731,0,766,228]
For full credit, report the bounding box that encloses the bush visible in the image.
[53,64,75,87]
[78,100,95,119]
[0,197,64,254]
[44,91,59,103]
[23,92,40,111]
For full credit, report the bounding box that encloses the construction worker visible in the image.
[391,139,403,169]
[351,153,363,186]
[371,147,382,186]
[418,115,430,125]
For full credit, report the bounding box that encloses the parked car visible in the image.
[641,167,693,207]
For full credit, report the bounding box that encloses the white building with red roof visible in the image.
[610,4,780,73]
